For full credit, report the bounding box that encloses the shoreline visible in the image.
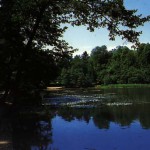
[96,84,150,89]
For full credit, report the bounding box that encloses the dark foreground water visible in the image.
[0,87,150,150]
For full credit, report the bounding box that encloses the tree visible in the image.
[90,45,111,84]
[91,46,107,70]
[107,46,136,84]
[60,52,93,87]
[137,43,150,66]
[0,0,149,104]
[136,43,150,83]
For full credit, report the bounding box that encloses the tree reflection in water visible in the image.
[0,103,150,150]
[0,116,12,149]
[0,109,53,150]
[57,104,150,129]
[11,113,53,150]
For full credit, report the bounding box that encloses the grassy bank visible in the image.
[96,84,150,89]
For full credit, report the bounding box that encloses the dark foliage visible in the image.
[0,0,149,105]
[59,43,150,87]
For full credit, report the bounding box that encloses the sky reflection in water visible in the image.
[49,115,150,150]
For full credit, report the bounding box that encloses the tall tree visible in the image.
[90,45,111,84]
[0,0,149,104]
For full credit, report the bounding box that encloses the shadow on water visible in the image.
[0,105,54,150]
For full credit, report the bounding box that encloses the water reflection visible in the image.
[103,87,150,103]
[51,105,150,150]
[0,111,53,150]
[57,104,150,129]
[43,87,150,107]
[12,114,52,150]
[0,104,150,150]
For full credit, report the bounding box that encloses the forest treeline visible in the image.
[58,43,150,87]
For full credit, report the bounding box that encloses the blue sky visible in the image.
[63,0,150,55]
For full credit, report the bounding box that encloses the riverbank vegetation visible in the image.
[58,43,150,87]
[96,84,150,89]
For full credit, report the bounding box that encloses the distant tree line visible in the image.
[58,43,150,87]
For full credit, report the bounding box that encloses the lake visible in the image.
[0,87,150,150]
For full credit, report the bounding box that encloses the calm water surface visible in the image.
[0,87,150,150]
[50,115,149,150]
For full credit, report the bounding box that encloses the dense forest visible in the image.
[58,43,150,87]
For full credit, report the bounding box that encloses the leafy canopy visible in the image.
[0,0,150,50]
[0,0,150,104]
